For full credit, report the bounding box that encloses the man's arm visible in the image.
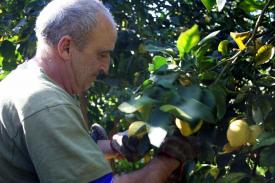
[113,155,180,183]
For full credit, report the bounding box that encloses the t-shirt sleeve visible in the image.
[23,104,112,183]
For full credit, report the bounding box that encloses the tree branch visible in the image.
[213,0,273,85]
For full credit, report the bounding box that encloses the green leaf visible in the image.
[178,85,202,101]
[255,45,274,65]
[148,109,171,128]
[151,56,167,71]
[144,43,167,53]
[239,0,265,12]
[201,88,216,109]
[252,132,275,150]
[148,126,167,147]
[252,97,272,124]
[160,104,193,121]
[141,79,153,89]
[250,176,266,183]
[148,109,172,129]
[259,146,275,167]
[0,40,15,58]
[177,24,200,58]
[201,0,216,10]
[198,30,220,45]
[216,0,227,12]
[118,95,158,113]
[199,71,218,81]
[256,76,275,87]
[210,85,227,120]
[0,40,17,71]
[230,31,251,51]
[160,98,216,124]
[152,73,179,88]
[181,98,216,123]
[218,40,229,56]
[216,172,248,183]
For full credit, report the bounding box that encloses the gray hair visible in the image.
[35,0,115,49]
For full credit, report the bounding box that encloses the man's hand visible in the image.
[90,123,109,142]
[158,135,200,163]
[90,123,121,160]
[111,131,151,162]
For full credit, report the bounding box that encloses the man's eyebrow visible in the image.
[99,50,113,54]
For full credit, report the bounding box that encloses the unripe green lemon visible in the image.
[175,118,203,136]
[209,165,220,179]
[226,119,250,147]
[248,125,263,145]
[128,121,148,138]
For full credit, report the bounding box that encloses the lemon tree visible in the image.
[116,0,274,182]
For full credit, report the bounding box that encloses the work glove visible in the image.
[111,131,151,162]
[158,136,200,163]
[158,131,201,181]
[90,123,109,142]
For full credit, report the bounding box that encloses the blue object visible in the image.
[89,173,113,183]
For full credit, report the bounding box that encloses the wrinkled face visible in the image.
[70,13,117,92]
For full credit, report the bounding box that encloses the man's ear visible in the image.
[57,35,72,61]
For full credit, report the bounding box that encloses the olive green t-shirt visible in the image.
[0,62,112,183]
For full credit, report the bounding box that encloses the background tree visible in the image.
[0,0,274,182]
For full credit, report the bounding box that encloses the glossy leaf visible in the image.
[216,0,227,11]
[252,132,275,150]
[151,73,179,88]
[251,97,272,123]
[259,146,275,167]
[239,0,265,12]
[118,95,158,113]
[149,55,167,72]
[178,85,202,101]
[255,45,274,65]
[201,0,216,10]
[210,85,227,120]
[148,126,167,147]
[177,24,200,58]
[160,97,215,124]
[216,172,248,183]
[198,30,220,45]
[230,31,251,51]
[218,40,229,56]
[160,104,193,121]
[201,88,216,109]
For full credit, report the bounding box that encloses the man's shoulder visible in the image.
[0,62,79,121]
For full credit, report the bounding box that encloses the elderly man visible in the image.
[0,0,196,182]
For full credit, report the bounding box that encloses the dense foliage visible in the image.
[0,0,274,182]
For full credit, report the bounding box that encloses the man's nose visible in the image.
[101,57,111,74]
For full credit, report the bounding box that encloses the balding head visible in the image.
[35,0,116,50]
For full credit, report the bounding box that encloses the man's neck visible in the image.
[31,52,80,95]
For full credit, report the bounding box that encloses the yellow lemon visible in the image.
[128,121,148,138]
[175,118,203,136]
[223,143,240,153]
[226,119,250,147]
[248,125,263,145]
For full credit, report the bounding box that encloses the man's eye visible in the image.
[100,53,109,58]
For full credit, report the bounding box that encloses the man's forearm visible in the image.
[112,155,180,183]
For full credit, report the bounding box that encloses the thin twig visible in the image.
[213,0,273,84]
